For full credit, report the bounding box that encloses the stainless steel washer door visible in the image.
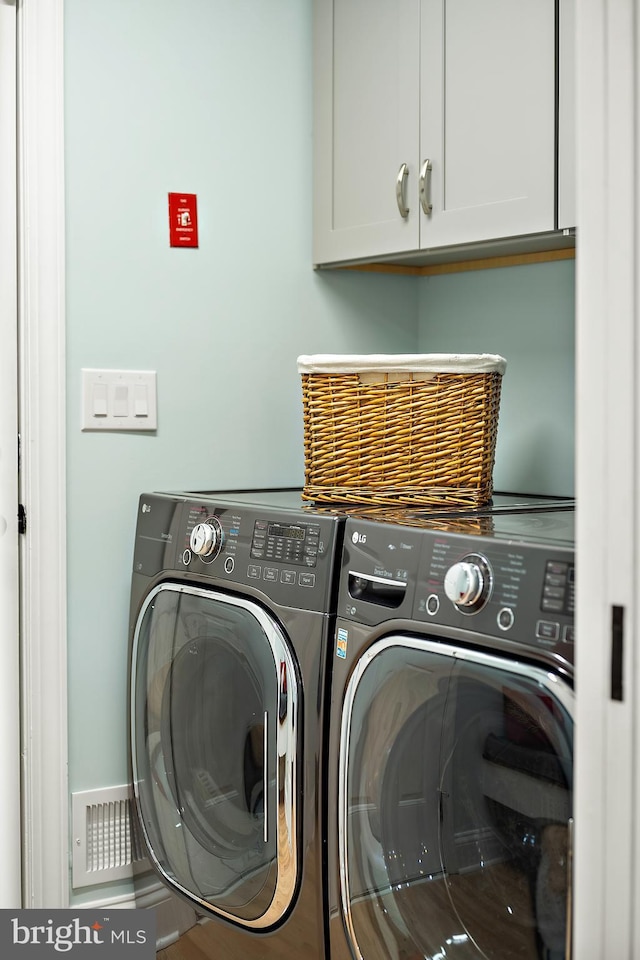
[131,583,299,929]
[339,636,574,960]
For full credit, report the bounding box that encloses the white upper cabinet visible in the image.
[313,0,567,266]
[419,0,555,249]
[313,0,422,264]
[557,0,576,230]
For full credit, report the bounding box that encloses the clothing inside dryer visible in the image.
[343,641,573,960]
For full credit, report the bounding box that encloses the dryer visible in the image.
[127,489,346,960]
[326,506,575,960]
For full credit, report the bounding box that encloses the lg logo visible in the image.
[351,531,367,545]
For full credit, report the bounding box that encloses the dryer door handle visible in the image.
[263,711,268,844]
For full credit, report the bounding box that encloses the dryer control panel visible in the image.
[132,493,343,613]
[338,512,575,666]
[250,519,322,568]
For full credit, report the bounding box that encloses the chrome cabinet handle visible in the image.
[419,158,433,215]
[395,163,409,219]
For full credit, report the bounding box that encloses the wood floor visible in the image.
[156,857,561,960]
[157,917,320,960]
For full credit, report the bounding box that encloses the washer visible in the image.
[326,506,575,960]
[128,488,347,960]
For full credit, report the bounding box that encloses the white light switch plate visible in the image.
[81,369,157,431]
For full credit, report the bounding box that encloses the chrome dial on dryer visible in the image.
[444,553,493,614]
[190,517,224,560]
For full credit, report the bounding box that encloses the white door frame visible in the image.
[18,0,68,908]
[574,0,639,955]
[0,0,22,909]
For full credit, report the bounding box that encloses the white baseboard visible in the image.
[73,880,198,950]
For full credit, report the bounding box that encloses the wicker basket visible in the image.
[297,353,507,508]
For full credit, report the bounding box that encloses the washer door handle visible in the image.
[565,817,574,959]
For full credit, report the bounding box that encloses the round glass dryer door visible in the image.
[340,637,574,960]
[131,583,299,929]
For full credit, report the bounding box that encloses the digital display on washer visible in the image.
[268,523,306,541]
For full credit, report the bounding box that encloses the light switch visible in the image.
[113,384,129,417]
[134,384,148,417]
[92,383,108,417]
[81,369,157,431]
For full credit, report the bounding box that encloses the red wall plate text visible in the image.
[168,192,199,248]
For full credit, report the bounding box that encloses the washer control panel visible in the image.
[338,515,575,664]
[418,531,575,656]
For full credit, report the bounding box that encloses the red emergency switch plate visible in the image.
[168,192,199,248]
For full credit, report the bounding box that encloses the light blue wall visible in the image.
[64,0,417,901]
[418,259,575,496]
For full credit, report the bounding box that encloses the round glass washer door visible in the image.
[131,582,299,929]
[339,636,574,960]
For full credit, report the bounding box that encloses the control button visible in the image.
[442,553,492,613]
[444,561,484,606]
[281,570,296,584]
[263,567,278,582]
[543,585,566,600]
[182,549,192,566]
[247,564,261,579]
[191,520,223,558]
[299,572,316,587]
[546,561,569,576]
[536,620,560,641]
[563,625,575,643]
[426,594,440,616]
[224,556,235,574]
[545,573,567,588]
[497,607,515,631]
[542,598,564,613]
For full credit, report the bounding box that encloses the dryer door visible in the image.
[339,637,574,960]
[131,582,299,929]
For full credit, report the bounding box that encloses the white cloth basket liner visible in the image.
[297,353,507,376]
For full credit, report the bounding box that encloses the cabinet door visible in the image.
[419,0,556,249]
[313,0,420,265]
[558,0,576,229]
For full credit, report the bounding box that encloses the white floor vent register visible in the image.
[71,784,146,888]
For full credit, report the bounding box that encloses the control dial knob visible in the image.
[443,554,492,613]
[190,518,224,559]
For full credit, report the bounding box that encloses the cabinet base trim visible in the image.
[330,245,575,277]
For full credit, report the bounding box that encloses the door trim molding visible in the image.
[18,0,68,907]
[0,0,22,909]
